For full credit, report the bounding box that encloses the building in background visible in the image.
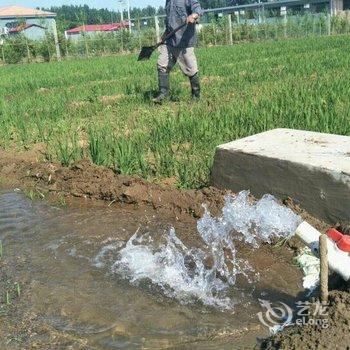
[65,22,130,40]
[0,5,57,40]
[0,5,61,60]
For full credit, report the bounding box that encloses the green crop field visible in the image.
[1,35,350,188]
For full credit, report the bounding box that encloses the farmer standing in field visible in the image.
[154,0,203,103]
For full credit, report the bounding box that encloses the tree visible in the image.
[44,5,169,31]
[44,2,244,32]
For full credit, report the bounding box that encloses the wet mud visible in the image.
[0,150,349,349]
[0,191,302,349]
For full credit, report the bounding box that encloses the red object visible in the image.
[327,228,343,242]
[327,228,350,253]
[66,22,129,34]
[338,236,350,253]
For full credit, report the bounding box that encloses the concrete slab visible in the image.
[212,129,350,223]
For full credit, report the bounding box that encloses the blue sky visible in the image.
[5,0,165,10]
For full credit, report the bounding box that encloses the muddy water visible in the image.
[0,190,304,349]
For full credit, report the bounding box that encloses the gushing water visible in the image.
[95,191,302,309]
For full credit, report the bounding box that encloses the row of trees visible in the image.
[45,2,236,32]
[46,5,163,32]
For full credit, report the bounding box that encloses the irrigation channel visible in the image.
[0,189,308,348]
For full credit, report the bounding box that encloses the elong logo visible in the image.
[257,298,329,333]
[257,299,293,331]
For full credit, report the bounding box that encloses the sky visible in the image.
[2,0,165,11]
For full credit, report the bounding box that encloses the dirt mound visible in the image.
[0,153,228,220]
[34,160,231,218]
[261,290,350,350]
[0,150,331,231]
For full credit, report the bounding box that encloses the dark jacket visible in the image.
[165,0,203,48]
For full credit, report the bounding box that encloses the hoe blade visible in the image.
[138,46,156,61]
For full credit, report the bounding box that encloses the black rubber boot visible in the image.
[153,71,169,104]
[189,73,200,101]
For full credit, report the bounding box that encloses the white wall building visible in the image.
[0,5,57,40]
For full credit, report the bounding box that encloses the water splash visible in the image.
[112,228,238,309]
[96,191,302,309]
[198,191,302,248]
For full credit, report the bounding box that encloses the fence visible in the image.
[1,12,350,65]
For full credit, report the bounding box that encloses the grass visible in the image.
[15,283,21,298]
[1,283,22,310]
[1,35,350,188]
[57,195,68,208]
[0,241,22,310]
[24,188,45,201]
[0,243,21,309]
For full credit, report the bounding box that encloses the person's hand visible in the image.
[187,13,199,24]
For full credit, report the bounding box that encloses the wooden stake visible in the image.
[155,15,160,43]
[319,234,329,304]
[228,14,233,45]
[52,19,61,61]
